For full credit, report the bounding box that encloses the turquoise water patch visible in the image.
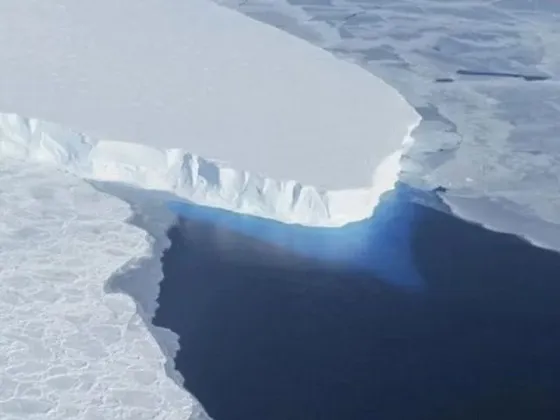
[167,184,423,289]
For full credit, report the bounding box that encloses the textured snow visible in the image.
[0,160,207,420]
[0,0,419,226]
[2,0,558,418]
[218,0,560,250]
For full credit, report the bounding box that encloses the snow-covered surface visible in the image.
[218,0,560,249]
[0,160,207,420]
[0,0,418,225]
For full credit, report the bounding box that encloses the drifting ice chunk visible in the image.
[0,0,419,226]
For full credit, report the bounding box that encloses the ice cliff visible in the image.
[0,112,417,227]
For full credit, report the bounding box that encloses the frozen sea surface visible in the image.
[156,185,560,420]
[0,161,207,420]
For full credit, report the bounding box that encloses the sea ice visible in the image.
[0,160,208,420]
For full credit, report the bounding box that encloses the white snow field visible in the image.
[219,0,560,250]
[0,0,419,227]
[0,160,208,420]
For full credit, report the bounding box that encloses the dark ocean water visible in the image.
[154,185,560,420]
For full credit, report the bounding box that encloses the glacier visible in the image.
[0,0,419,227]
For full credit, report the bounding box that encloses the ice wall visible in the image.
[0,113,416,226]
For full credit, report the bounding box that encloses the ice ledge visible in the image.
[0,113,419,227]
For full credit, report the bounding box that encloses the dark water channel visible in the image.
[154,186,560,420]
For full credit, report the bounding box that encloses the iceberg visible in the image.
[0,0,419,227]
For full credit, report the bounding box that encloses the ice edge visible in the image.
[0,112,420,227]
[99,188,212,419]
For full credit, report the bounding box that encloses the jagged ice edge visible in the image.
[0,113,419,227]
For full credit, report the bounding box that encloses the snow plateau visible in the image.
[0,0,419,227]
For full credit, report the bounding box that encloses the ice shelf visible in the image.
[0,0,419,226]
